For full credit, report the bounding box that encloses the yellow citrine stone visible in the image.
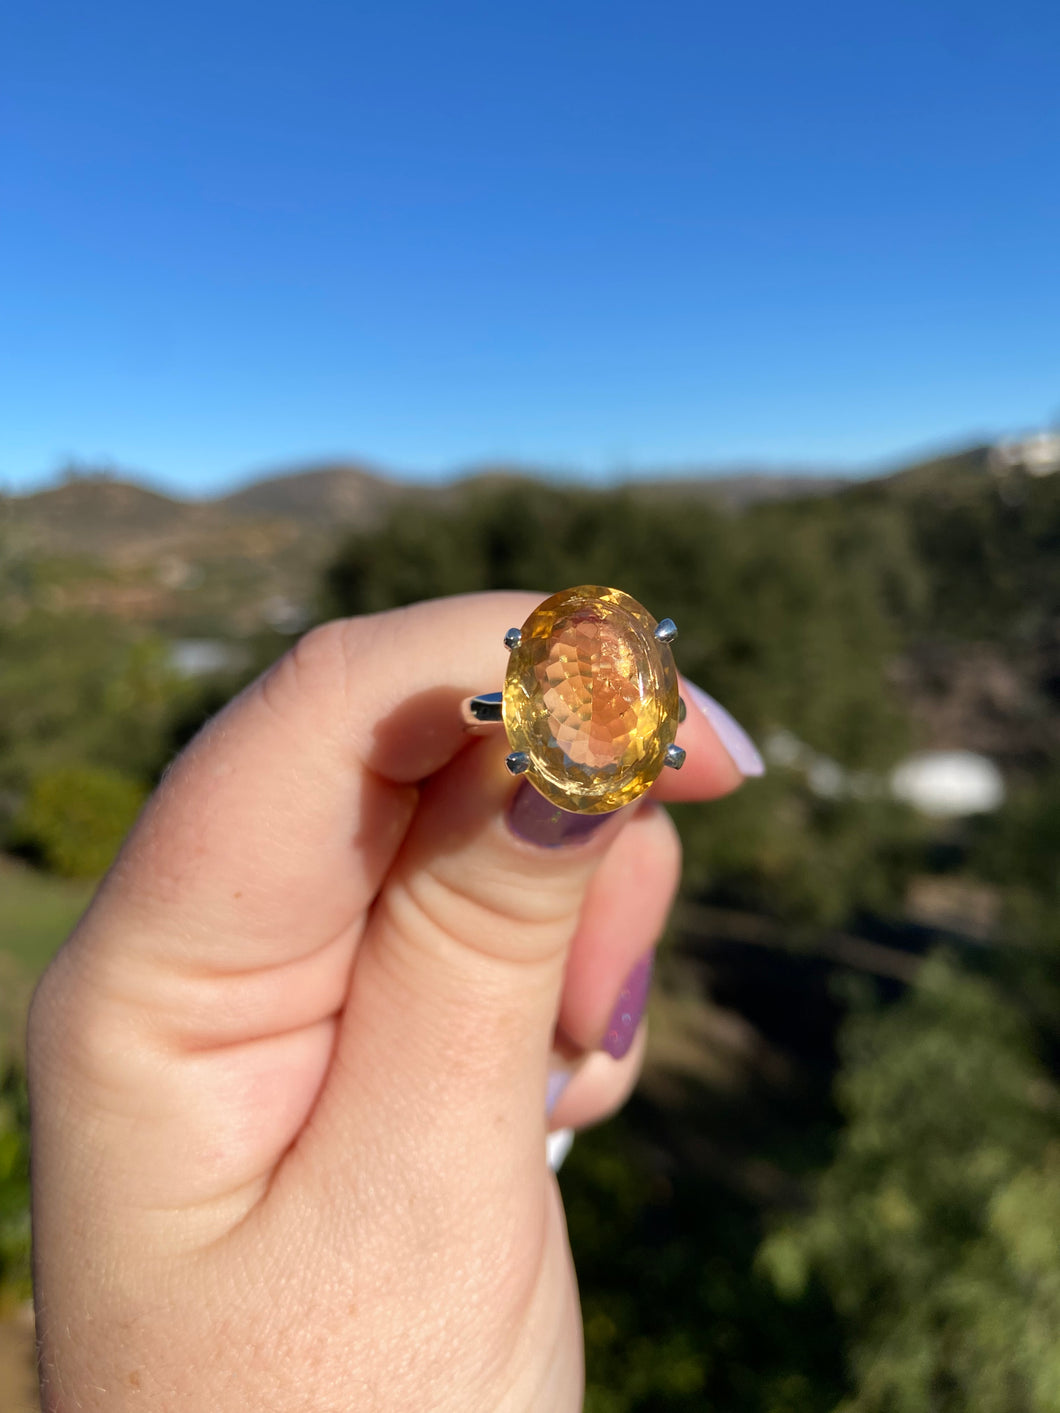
[503,586,680,814]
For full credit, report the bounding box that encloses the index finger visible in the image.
[72,591,743,979]
[81,593,539,975]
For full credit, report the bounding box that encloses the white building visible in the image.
[764,731,1006,818]
[890,751,1005,818]
[990,430,1060,477]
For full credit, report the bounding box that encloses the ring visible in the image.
[462,585,687,815]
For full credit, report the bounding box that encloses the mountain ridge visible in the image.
[0,444,1001,596]
[3,443,995,537]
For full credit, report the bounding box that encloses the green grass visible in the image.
[0,857,94,978]
[0,856,94,1060]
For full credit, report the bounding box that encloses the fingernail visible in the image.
[684,681,765,777]
[546,1067,572,1117]
[547,1128,575,1172]
[602,953,653,1060]
[508,781,614,847]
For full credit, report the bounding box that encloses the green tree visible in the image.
[10,764,146,877]
[0,609,182,800]
[759,954,1060,1413]
[323,482,921,925]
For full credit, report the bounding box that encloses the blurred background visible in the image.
[2,2,1059,1409]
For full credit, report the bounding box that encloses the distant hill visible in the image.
[3,445,1003,550]
[215,462,402,527]
[3,439,1055,761]
[0,448,1001,621]
[0,440,1008,596]
[1,476,212,556]
[629,470,856,510]
[858,444,995,499]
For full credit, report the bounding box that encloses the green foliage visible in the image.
[675,777,925,929]
[963,771,1060,1027]
[323,481,924,928]
[759,954,1060,1412]
[846,460,1060,643]
[968,768,1060,917]
[10,764,146,877]
[2,462,1058,1404]
[0,1065,30,1305]
[322,482,915,773]
[0,608,182,808]
[563,1114,846,1413]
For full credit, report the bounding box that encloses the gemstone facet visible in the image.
[502,586,680,814]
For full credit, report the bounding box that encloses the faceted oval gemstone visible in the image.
[503,586,680,814]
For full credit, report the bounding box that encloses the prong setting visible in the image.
[504,627,522,651]
[505,751,531,775]
[654,618,678,644]
[465,691,503,724]
[663,743,687,770]
[678,695,687,723]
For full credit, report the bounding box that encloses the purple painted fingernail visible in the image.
[546,1067,572,1116]
[684,681,765,777]
[508,781,613,847]
[602,953,653,1059]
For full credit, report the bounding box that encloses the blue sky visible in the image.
[2,0,1058,494]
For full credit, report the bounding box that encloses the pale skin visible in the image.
[28,592,744,1413]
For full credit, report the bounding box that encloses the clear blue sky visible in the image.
[2,0,1058,494]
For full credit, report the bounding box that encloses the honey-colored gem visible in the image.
[503,586,680,814]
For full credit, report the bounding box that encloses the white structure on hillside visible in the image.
[990,430,1060,477]
[890,751,1005,818]
[169,639,247,678]
[764,732,1006,818]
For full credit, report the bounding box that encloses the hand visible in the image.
[29,593,746,1412]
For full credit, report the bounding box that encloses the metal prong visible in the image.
[663,743,687,770]
[678,695,687,723]
[505,751,531,775]
[464,691,503,725]
[504,627,522,651]
[654,618,678,644]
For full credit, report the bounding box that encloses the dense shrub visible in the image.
[759,955,1060,1413]
[10,765,146,878]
